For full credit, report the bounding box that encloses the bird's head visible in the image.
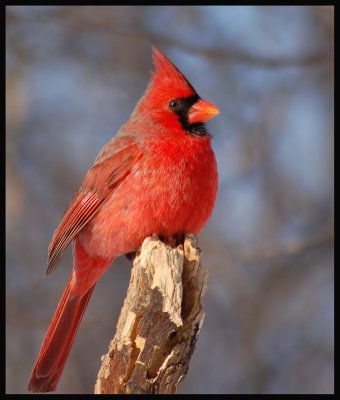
[136,46,220,136]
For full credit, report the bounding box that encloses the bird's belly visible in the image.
[78,149,217,259]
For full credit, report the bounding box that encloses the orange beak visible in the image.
[188,98,220,124]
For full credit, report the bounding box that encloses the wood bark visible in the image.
[94,233,208,394]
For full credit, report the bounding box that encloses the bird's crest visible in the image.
[150,46,196,97]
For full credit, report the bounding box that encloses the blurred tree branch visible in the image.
[95,234,208,394]
[7,6,332,70]
[241,228,333,263]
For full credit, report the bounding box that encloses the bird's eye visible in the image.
[169,99,181,111]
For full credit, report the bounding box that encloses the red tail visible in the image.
[28,277,95,392]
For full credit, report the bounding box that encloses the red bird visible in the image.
[28,46,219,392]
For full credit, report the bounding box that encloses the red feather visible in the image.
[47,137,143,275]
[29,46,219,392]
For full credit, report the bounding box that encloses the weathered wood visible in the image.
[94,233,208,394]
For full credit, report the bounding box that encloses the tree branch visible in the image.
[94,233,208,394]
[240,228,334,263]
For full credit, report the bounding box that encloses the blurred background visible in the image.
[6,6,334,394]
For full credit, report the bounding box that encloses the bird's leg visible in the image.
[160,232,185,248]
[125,251,137,261]
[124,233,184,261]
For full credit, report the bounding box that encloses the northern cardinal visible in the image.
[28,46,219,392]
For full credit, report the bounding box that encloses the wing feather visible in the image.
[45,136,142,275]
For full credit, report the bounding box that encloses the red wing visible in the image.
[80,140,142,196]
[46,192,99,275]
[46,137,143,275]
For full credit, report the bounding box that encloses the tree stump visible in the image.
[94,233,208,394]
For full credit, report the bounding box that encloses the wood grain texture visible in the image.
[94,233,208,394]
